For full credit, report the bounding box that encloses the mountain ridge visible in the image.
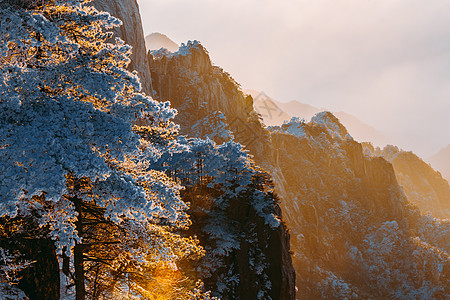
[245,89,391,147]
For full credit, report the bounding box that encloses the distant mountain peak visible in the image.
[245,89,390,147]
[145,32,179,52]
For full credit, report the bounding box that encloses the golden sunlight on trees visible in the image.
[0,0,204,299]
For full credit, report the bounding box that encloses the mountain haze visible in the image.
[429,144,450,182]
[145,32,179,52]
[245,90,390,147]
[364,144,450,219]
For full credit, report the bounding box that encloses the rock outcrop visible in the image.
[149,42,271,162]
[0,218,60,300]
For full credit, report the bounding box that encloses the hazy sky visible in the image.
[136,0,450,157]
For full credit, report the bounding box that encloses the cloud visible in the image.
[137,0,450,156]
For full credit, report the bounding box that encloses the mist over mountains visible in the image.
[136,0,450,159]
[429,144,450,183]
[246,89,391,147]
[144,32,179,52]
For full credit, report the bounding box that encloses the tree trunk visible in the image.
[74,198,86,300]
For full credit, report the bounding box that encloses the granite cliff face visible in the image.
[0,218,60,300]
[91,0,153,95]
[149,42,450,299]
[184,178,295,300]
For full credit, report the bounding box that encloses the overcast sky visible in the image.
[136,0,450,157]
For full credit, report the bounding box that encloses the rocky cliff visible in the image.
[149,41,450,299]
[269,116,449,298]
[363,144,450,219]
[0,217,60,300]
[149,42,296,299]
[149,42,272,163]
[91,0,153,95]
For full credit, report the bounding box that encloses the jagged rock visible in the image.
[148,41,271,161]
[17,239,60,300]
[0,218,60,300]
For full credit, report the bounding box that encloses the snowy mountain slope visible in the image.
[145,32,179,52]
[149,42,450,299]
[429,144,450,182]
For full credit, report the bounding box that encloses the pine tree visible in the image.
[0,1,201,298]
[154,137,282,298]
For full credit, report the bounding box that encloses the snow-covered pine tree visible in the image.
[0,0,201,298]
[155,137,283,298]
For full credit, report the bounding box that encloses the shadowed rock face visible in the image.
[18,239,60,300]
[91,0,153,95]
[149,42,450,299]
